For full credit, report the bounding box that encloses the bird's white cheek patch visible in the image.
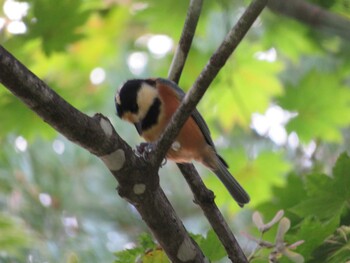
[136,82,159,120]
[177,238,197,261]
[100,149,125,171]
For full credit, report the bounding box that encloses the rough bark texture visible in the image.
[0,0,271,262]
[166,0,269,261]
[4,0,346,261]
[153,0,268,169]
[0,45,206,263]
[177,164,248,262]
[168,0,203,84]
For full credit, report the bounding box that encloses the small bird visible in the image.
[115,78,250,207]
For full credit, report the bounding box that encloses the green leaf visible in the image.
[205,149,290,212]
[202,42,283,131]
[311,226,350,263]
[26,0,91,55]
[263,18,321,61]
[138,233,158,250]
[256,173,307,224]
[291,153,350,220]
[114,248,143,263]
[332,152,350,198]
[134,0,188,40]
[0,92,57,139]
[290,216,339,261]
[272,173,308,210]
[142,249,169,263]
[278,71,350,143]
[197,230,226,261]
[0,213,33,260]
[114,233,160,263]
[291,195,345,220]
[255,173,308,240]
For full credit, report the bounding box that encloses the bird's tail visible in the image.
[213,155,250,207]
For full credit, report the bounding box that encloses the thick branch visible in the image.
[0,45,206,262]
[268,0,350,40]
[0,0,266,261]
[0,47,123,157]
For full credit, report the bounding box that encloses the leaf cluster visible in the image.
[254,153,350,262]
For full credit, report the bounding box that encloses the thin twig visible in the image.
[178,164,248,262]
[166,0,250,261]
[153,0,268,170]
[0,45,206,263]
[168,0,203,83]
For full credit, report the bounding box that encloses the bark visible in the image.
[178,164,248,262]
[153,0,269,168]
[0,0,268,262]
[166,0,269,261]
[0,45,205,263]
[168,0,203,84]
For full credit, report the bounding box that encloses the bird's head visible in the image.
[115,78,158,123]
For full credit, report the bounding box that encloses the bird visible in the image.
[115,78,250,207]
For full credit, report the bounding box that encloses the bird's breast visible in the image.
[141,82,215,165]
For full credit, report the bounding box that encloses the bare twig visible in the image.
[178,164,249,262]
[0,45,206,263]
[168,0,203,83]
[153,0,268,172]
[0,0,267,261]
[268,0,350,40]
[166,0,250,261]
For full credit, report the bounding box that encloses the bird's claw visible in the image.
[134,142,167,166]
[135,142,155,161]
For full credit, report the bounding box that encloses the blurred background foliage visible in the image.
[1,0,350,262]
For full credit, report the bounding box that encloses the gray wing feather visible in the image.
[215,160,250,207]
[157,78,248,206]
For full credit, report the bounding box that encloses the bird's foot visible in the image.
[134,142,167,167]
[135,142,155,160]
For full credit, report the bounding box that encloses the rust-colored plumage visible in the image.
[115,78,250,207]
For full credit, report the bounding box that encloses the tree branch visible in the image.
[0,48,120,157]
[178,164,249,262]
[166,0,251,261]
[0,45,206,262]
[168,0,203,83]
[267,0,350,40]
[0,0,267,262]
[152,0,268,170]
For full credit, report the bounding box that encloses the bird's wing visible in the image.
[156,78,216,150]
